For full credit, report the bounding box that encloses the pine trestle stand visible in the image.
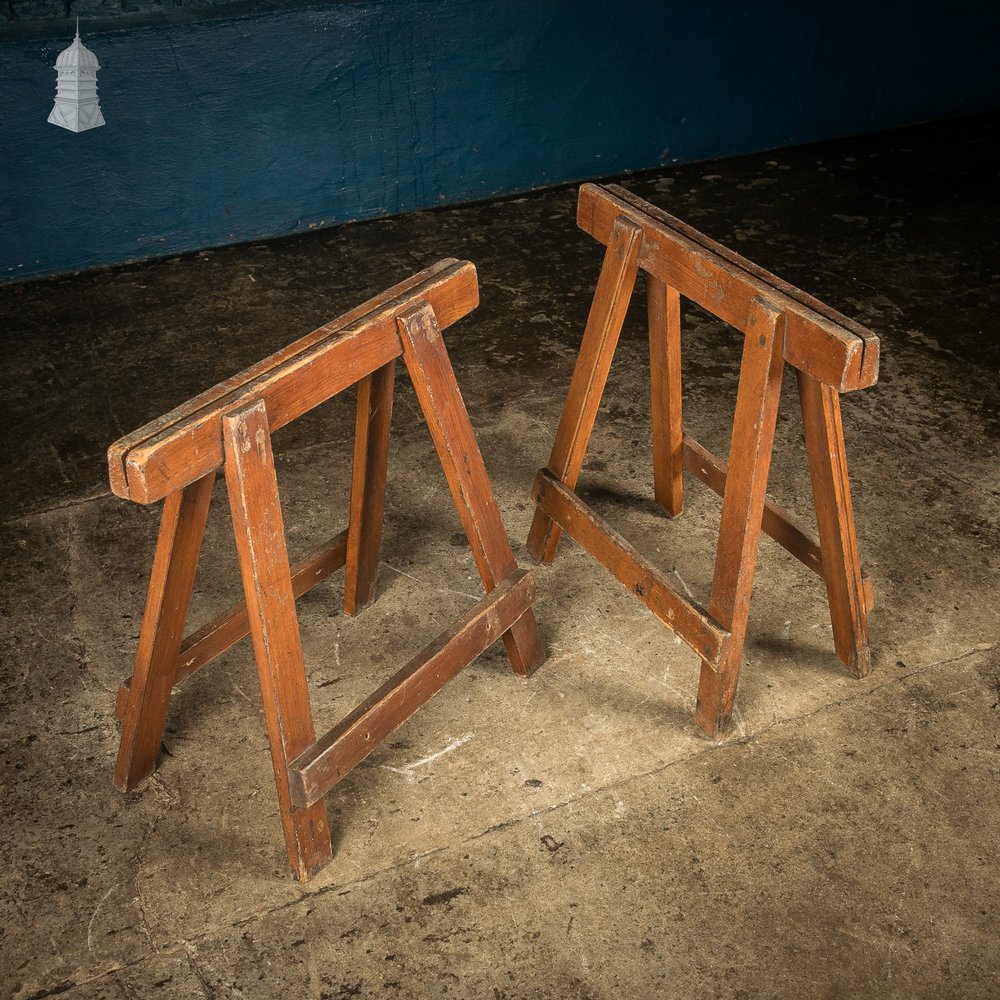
[108,260,545,881]
[107,188,880,880]
[527,184,879,739]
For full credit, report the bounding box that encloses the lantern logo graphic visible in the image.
[48,23,106,133]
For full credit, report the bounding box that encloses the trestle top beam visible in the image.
[108,259,479,504]
[577,184,879,392]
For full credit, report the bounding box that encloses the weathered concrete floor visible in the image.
[2,113,998,999]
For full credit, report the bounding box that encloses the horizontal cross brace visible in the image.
[288,568,537,809]
[109,259,479,504]
[115,529,349,721]
[681,433,824,577]
[576,183,879,391]
[531,469,730,669]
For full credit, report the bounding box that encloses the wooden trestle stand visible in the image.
[108,260,545,880]
[527,184,879,739]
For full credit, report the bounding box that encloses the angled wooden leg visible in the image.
[526,216,644,564]
[344,359,396,616]
[797,371,872,677]
[114,472,215,792]
[397,304,545,678]
[648,275,684,517]
[223,400,333,880]
[695,301,786,738]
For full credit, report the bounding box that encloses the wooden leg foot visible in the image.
[345,360,395,616]
[224,400,333,880]
[113,473,215,792]
[398,304,547,678]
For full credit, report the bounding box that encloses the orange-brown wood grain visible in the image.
[648,275,684,516]
[526,215,643,564]
[110,263,544,880]
[695,301,786,737]
[578,184,879,391]
[289,569,537,809]
[682,434,823,577]
[109,260,478,504]
[532,470,729,667]
[398,303,545,677]
[223,400,333,881]
[798,371,872,677]
[344,360,396,616]
[114,530,349,721]
[113,472,215,792]
[529,185,876,738]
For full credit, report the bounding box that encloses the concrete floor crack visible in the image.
[133,774,181,955]
[2,489,113,528]
[132,641,998,956]
[722,642,998,748]
[183,944,216,1000]
[857,420,1000,509]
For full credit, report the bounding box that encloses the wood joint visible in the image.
[108,265,544,880]
[530,185,878,737]
[532,470,729,669]
[288,570,537,809]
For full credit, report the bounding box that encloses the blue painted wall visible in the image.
[2,1,1000,281]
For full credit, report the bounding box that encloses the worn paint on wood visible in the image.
[527,186,876,739]
[108,263,544,879]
